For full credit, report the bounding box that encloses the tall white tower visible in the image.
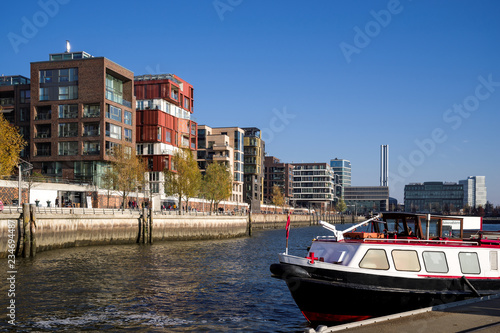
[380,145,389,187]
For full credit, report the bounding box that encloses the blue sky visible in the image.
[2,0,499,204]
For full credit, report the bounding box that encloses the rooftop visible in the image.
[0,75,30,86]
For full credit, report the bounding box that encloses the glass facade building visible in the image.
[404,182,464,213]
[330,158,351,197]
[459,176,487,208]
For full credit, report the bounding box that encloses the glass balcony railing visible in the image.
[106,91,131,108]
[35,113,51,120]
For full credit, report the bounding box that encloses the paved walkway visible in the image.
[308,294,500,333]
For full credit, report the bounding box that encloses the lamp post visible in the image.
[17,159,33,207]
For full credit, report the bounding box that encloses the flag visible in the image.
[286,214,291,239]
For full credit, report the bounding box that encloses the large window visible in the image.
[359,249,389,270]
[106,122,121,139]
[58,104,78,119]
[106,104,122,121]
[165,130,171,143]
[58,123,78,137]
[58,141,78,156]
[423,251,448,273]
[459,252,480,274]
[392,250,420,272]
[39,68,78,101]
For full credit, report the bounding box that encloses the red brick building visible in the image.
[30,50,135,206]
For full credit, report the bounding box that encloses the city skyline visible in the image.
[2,0,499,204]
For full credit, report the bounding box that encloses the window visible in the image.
[106,104,122,121]
[392,250,420,272]
[423,251,448,273]
[359,249,389,270]
[40,87,49,101]
[58,141,78,156]
[165,130,171,143]
[124,111,132,125]
[184,97,190,109]
[84,104,100,118]
[20,90,30,103]
[58,85,78,100]
[459,252,480,274]
[19,108,28,122]
[491,251,498,271]
[58,123,78,137]
[105,122,121,139]
[157,126,162,141]
[83,141,100,155]
[124,128,132,142]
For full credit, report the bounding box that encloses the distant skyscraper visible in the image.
[459,176,487,208]
[330,158,351,197]
[380,145,389,187]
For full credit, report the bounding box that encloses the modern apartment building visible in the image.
[459,176,487,208]
[197,125,244,204]
[134,74,197,195]
[330,158,351,197]
[263,156,294,206]
[0,75,31,158]
[292,162,336,211]
[344,186,389,214]
[404,181,464,213]
[30,50,136,196]
[243,127,265,212]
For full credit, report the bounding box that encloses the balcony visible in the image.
[59,131,78,138]
[0,97,14,106]
[106,91,132,108]
[83,150,100,155]
[83,130,99,137]
[213,154,230,162]
[35,113,51,121]
[36,132,51,139]
[212,143,229,151]
[36,149,51,156]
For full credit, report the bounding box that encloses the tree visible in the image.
[271,184,285,213]
[164,148,201,214]
[336,198,347,214]
[202,162,232,213]
[101,165,119,208]
[107,146,146,210]
[0,113,26,178]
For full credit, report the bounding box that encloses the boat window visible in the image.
[392,250,421,272]
[359,249,389,270]
[490,251,498,271]
[385,219,403,233]
[459,252,480,274]
[423,251,448,273]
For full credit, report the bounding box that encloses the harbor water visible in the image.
[0,224,336,332]
[2,222,499,332]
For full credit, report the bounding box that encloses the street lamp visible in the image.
[17,159,33,207]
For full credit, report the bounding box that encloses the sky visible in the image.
[1,0,499,205]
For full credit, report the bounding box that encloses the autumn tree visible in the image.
[164,148,201,214]
[202,162,232,213]
[271,184,285,213]
[107,145,146,210]
[336,198,347,214]
[101,165,119,208]
[0,113,26,178]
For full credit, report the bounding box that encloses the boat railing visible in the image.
[362,238,479,246]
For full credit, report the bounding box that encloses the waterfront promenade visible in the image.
[309,294,500,333]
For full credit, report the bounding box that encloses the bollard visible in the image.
[22,203,30,258]
[148,206,153,244]
[30,204,37,258]
[248,211,252,236]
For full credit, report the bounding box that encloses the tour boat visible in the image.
[270,213,500,325]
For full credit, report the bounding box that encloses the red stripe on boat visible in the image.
[302,310,371,323]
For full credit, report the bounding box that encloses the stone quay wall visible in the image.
[0,207,248,258]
